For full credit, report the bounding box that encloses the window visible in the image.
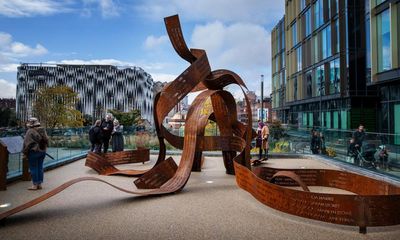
[315,65,325,96]
[302,112,308,126]
[297,46,302,71]
[377,9,391,72]
[305,8,311,37]
[333,111,339,129]
[292,22,297,46]
[301,0,306,11]
[306,71,313,98]
[340,110,348,129]
[322,25,331,59]
[334,19,339,53]
[395,104,400,145]
[329,58,340,94]
[366,17,371,83]
[293,77,298,100]
[333,0,338,15]
[326,112,331,128]
[281,24,285,49]
[313,34,319,63]
[314,0,324,30]
[376,0,385,6]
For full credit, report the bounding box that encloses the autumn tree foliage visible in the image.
[33,85,83,128]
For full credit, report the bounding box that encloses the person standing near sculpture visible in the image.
[111,119,124,152]
[101,114,114,153]
[22,117,49,190]
[311,131,321,154]
[261,122,270,160]
[256,120,264,160]
[89,120,102,153]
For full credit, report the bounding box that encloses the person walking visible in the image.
[101,113,114,153]
[89,120,102,153]
[311,131,321,154]
[319,132,326,154]
[111,119,124,152]
[22,117,49,190]
[256,120,264,160]
[352,124,366,165]
[261,122,270,160]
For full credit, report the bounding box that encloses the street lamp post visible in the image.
[261,74,264,122]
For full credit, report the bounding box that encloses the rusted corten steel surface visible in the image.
[1,15,400,233]
[84,151,149,176]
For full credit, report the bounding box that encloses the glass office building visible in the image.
[271,17,288,123]
[273,0,378,132]
[370,0,400,144]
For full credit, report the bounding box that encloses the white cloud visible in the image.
[190,21,271,94]
[0,32,48,58]
[144,35,169,49]
[99,0,119,18]
[149,73,177,82]
[0,63,19,72]
[136,0,284,25]
[0,79,16,98]
[0,32,12,46]
[82,0,120,18]
[0,0,71,17]
[47,58,134,66]
[0,32,49,75]
[9,42,48,57]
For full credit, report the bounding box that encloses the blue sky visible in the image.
[0,0,284,100]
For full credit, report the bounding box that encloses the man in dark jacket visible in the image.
[89,120,102,153]
[101,114,114,153]
[352,124,366,166]
[353,124,366,148]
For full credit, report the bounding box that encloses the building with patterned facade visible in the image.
[16,63,154,124]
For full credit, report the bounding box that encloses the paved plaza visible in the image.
[0,155,400,240]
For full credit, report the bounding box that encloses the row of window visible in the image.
[288,58,340,102]
[287,21,339,77]
[300,110,349,130]
[288,0,339,50]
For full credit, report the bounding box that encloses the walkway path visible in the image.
[0,155,399,239]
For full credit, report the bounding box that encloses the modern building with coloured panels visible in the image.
[16,63,154,124]
[369,0,400,143]
[273,0,377,131]
[271,17,288,123]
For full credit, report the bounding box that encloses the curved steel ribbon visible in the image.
[1,15,400,234]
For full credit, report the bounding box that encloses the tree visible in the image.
[82,114,93,126]
[33,85,83,128]
[0,108,17,127]
[109,109,141,126]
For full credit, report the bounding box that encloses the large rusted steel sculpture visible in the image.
[1,15,400,234]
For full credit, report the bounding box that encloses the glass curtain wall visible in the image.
[377,9,391,72]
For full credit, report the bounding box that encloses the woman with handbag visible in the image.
[22,117,49,190]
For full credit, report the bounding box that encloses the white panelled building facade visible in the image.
[16,63,154,123]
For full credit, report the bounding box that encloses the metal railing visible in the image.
[2,125,400,180]
[269,125,400,179]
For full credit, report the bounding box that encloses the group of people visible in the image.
[89,113,124,153]
[20,114,125,191]
[256,120,270,160]
[310,129,326,154]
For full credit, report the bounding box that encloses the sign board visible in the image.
[0,136,24,154]
[257,108,269,121]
